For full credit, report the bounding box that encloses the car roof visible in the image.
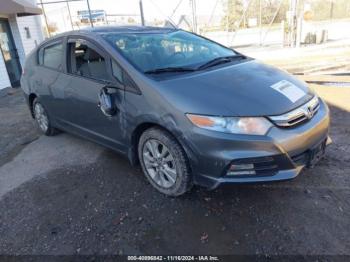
[39,26,178,47]
[82,25,177,34]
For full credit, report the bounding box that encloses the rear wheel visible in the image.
[138,127,192,196]
[33,98,58,136]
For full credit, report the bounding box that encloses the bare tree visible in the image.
[221,0,244,31]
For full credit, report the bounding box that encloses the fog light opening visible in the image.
[227,163,256,176]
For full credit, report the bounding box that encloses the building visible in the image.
[0,0,43,89]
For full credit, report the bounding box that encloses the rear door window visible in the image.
[38,41,63,70]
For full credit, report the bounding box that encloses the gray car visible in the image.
[21,26,331,196]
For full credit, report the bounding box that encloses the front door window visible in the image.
[68,40,110,82]
[0,19,22,87]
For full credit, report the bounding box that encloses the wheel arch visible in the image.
[128,122,162,166]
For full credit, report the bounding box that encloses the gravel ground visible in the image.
[0,87,349,256]
[0,88,39,167]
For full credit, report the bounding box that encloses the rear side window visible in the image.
[38,42,63,70]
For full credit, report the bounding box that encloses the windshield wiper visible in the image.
[144,67,196,74]
[143,55,246,74]
[197,54,246,70]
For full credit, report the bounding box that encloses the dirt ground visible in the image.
[0,50,350,256]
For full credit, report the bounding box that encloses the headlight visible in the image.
[186,114,272,135]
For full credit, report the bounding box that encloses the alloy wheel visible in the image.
[34,103,49,132]
[142,139,177,188]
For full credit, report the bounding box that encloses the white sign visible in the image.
[271,80,306,103]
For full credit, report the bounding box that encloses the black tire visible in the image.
[33,98,59,136]
[138,127,193,196]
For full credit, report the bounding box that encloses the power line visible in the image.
[230,0,254,44]
[38,0,84,4]
[208,0,220,26]
[261,0,284,45]
[148,0,177,28]
[169,0,184,19]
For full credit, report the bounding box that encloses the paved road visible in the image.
[0,88,349,255]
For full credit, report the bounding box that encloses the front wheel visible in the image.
[138,127,192,196]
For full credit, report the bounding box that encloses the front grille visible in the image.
[269,96,320,128]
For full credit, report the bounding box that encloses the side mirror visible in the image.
[98,87,117,117]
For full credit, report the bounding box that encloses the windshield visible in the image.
[102,30,237,72]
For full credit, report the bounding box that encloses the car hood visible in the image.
[157,59,314,116]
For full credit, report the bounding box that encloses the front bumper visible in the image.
[182,98,331,189]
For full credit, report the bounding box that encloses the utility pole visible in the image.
[39,0,50,37]
[330,0,334,20]
[66,1,74,30]
[86,0,94,27]
[289,0,298,47]
[259,0,262,45]
[139,0,145,26]
[190,0,197,33]
[226,0,229,46]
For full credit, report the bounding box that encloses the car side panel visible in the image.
[20,50,36,96]
[54,73,127,152]
[32,66,65,121]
